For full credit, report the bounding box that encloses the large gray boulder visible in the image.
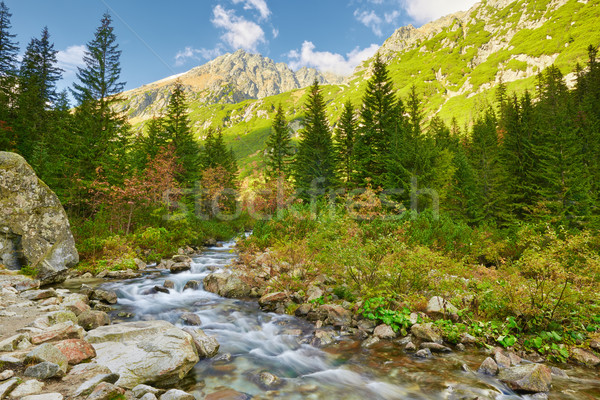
[203,272,252,298]
[0,152,78,284]
[85,320,199,389]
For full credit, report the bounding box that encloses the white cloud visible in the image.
[384,10,400,24]
[272,27,279,38]
[232,0,271,20]
[402,0,478,24]
[354,9,384,36]
[212,5,266,52]
[288,41,379,76]
[57,45,86,76]
[175,46,223,66]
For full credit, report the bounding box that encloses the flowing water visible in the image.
[96,240,600,399]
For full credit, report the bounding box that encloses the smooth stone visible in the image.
[73,373,120,397]
[180,312,201,326]
[571,348,600,366]
[90,289,118,305]
[373,324,396,340]
[24,343,68,373]
[0,370,14,381]
[182,327,220,358]
[0,377,19,399]
[77,310,110,331]
[86,382,125,400]
[415,348,433,358]
[159,389,195,400]
[163,280,175,289]
[411,323,442,344]
[182,280,200,291]
[361,336,380,348]
[132,384,164,398]
[24,362,65,379]
[54,339,97,364]
[420,342,452,352]
[426,296,458,315]
[10,379,44,398]
[478,357,499,376]
[498,364,552,393]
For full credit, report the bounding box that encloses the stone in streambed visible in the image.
[258,292,288,312]
[411,323,442,344]
[498,364,552,393]
[183,280,200,291]
[180,312,201,326]
[570,348,600,366]
[420,342,452,353]
[86,382,125,400]
[54,338,96,364]
[132,384,165,398]
[163,280,175,289]
[415,348,432,358]
[373,324,396,340]
[478,357,498,376]
[182,327,219,358]
[203,272,251,298]
[73,373,120,397]
[77,310,110,331]
[24,361,64,379]
[24,343,68,373]
[159,389,195,400]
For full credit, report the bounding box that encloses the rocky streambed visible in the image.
[1,240,600,400]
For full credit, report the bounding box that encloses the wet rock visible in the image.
[12,279,40,292]
[426,296,458,316]
[494,350,512,368]
[170,263,191,273]
[420,342,452,352]
[181,327,219,358]
[90,301,114,312]
[0,152,79,285]
[54,339,96,364]
[163,280,175,289]
[154,285,170,294]
[508,352,522,366]
[357,319,377,333]
[0,370,14,381]
[203,272,252,298]
[172,255,192,264]
[570,348,600,366]
[79,284,94,297]
[91,289,118,305]
[159,389,195,400]
[204,389,251,400]
[312,330,335,347]
[9,379,44,398]
[87,320,199,389]
[86,382,125,400]
[135,258,147,270]
[478,357,498,376]
[24,343,68,373]
[40,297,60,306]
[180,312,202,326]
[498,363,552,393]
[405,342,416,352]
[373,324,396,340]
[456,343,466,351]
[62,299,90,316]
[24,361,64,379]
[141,393,158,400]
[132,384,164,398]
[550,366,568,378]
[411,323,442,344]
[415,348,433,358]
[78,310,110,331]
[306,286,323,303]
[258,292,288,312]
[183,280,200,291]
[256,371,284,390]
[73,373,120,397]
[460,333,478,345]
[31,321,85,344]
[294,303,311,317]
[107,269,140,279]
[319,304,352,328]
[361,336,380,348]
[0,377,19,399]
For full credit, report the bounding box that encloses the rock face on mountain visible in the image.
[0,152,78,284]
[119,50,343,121]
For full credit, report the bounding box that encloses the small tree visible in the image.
[334,101,357,188]
[265,104,293,178]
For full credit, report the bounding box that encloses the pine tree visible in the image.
[353,53,398,187]
[0,1,18,151]
[0,1,17,76]
[333,101,357,188]
[71,13,130,184]
[16,27,63,159]
[294,80,337,197]
[164,81,201,185]
[265,104,293,178]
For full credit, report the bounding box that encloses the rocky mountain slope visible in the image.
[119,0,600,172]
[118,49,343,122]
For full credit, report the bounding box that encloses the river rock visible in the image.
[0,377,19,399]
[204,389,251,400]
[163,280,175,289]
[411,323,442,344]
[24,361,64,379]
[203,272,252,298]
[31,321,84,344]
[77,310,110,331]
[54,339,96,364]
[313,330,335,347]
[48,310,77,326]
[373,324,396,339]
[420,342,452,352]
[361,336,380,348]
[159,389,195,400]
[11,279,40,292]
[256,371,283,390]
[73,373,120,397]
[22,289,57,301]
[405,342,416,352]
[478,357,499,375]
[306,286,323,302]
[141,394,158,400]
[90,289,117,305]
[415,348,433,358]
[182,327,219,358]
[498,364,552,393]
[426,296,458,315]
[24,343,68,373]
[183,280,200,291]
[0,370,14,381]
[9,379,44,397]
[0,152,79,285]
[132,384,164,398]
[87,382,125,400]
[169,262,191,273]
[180,312,201,326]
[21,394,63,400]
[294,303,311,317]
[319,304,352,327]
[495,350,512,368]
[0,333,28,352]
[86,320,199,389]
[570,348,600,366]
[258,292,288,312]
[172,255,192,264]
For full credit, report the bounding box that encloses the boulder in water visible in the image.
[0,152,79,285]
[86,320,199,389]
[182,327,219,358]
[203,272,252,298]
[498,363,552,393]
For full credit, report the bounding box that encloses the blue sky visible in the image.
[3,0,478,94]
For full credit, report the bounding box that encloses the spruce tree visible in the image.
[265,104,293,178]
[16,27,63,159]
[294,80,337,197]
[71,13,130,184]
[333,101,357,188]
[164,81,201,185]
[0,0,18,139]
[353,53,398,187]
